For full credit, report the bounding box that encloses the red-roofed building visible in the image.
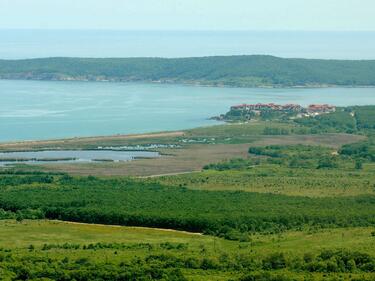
[307,104,336,113]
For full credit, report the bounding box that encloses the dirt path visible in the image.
[58,220,203,236]
[139,170,201,178]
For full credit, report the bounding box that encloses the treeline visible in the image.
[40,242,187,251]
[248,145,340,169]
[0,174,54,186]
[1,56,375,87]
[1,247,374,280]
[340,138,375,162]
[223,106,375,135]
[293,106,375,134]
[0,251,187,281]
[205,144,353,172]
[225,108,298,122]
[352,105,375,130]
[294,110,357,134]
[219,105,372,137]
[203,158,261,171]
[0,176,374,239]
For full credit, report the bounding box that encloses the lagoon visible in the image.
[0,150,160,166]
[1,79,375,142]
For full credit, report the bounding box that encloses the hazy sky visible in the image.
[0,0,374,31]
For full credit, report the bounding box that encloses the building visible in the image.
[307,104,336,114]
[230,103,302,112]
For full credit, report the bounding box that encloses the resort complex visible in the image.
[214,103,337,121]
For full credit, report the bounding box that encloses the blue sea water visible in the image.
[0,30,375,59]
[1,80,375,142]
[0,30,375,141]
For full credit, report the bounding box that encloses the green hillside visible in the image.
[1,55,375,87]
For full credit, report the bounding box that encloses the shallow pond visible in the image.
[0,150,160,166]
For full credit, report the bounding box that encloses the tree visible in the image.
[16,212,24,223]
[355,160,363,170]
[317,157,338,169]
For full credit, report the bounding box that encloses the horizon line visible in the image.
[1,28,375,33]
[1,55,375,61]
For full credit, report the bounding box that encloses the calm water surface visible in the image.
[1,80,375,142]
[1,30,375,59]
[0,150,159,166]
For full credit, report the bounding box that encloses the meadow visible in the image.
[0,220,374,280]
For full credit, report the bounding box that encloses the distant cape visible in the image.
[1,55,375,88]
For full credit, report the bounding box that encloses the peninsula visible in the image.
[1,55,375,87]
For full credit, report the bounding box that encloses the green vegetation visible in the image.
[221,105,375,136]
[294,110,357,133]
[354,106,375,130]
[340,138,375,162]
[1,105,375,280]
[0,220,374,281]
[0,175,374,240]
[220,106,302,123]
[159,144,375,197]
[293,105,375,135]
[184,121,304,144]
[1,55,375,87]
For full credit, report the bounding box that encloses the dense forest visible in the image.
[1,56,375,87]
[0,175,374,240]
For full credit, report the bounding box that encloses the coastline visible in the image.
[1,77,375,89]
[0,131,185,152]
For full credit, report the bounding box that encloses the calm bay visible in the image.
[1,79,375,142]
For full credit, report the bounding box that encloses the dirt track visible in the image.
[0,131,184,151]
[60,220,203,236]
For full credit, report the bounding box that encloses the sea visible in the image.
[0,30,375,142]
[1,30,375,59]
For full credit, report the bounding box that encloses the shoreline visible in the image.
[0,131,185,151]
[2,77,375,89]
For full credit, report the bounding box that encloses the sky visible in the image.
[0,0,374,31]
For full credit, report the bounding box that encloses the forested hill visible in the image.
[1,55,375,87]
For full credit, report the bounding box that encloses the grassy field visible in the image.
[155,162,375,197]
[2,220,374,256]
[0,220,206,249]
[1,220,374,280]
